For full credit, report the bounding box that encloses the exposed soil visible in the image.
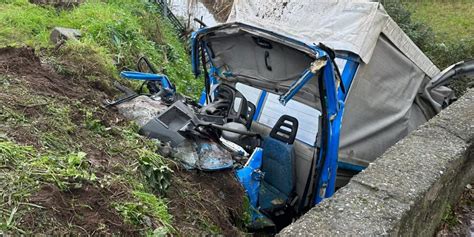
[23,184,138,235]
[0,46,246,235]
[0,46,125,168]
[167,167,246,236]
[0,46,115,109]
[436,184,474,237]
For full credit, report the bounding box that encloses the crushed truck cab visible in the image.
[190,23,356,227]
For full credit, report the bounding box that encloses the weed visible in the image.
[138,148,172,195]
[0,106,27,124]
[0,75,11,88]
[0,140,98,233]
[441,204,458,229]
[0,0,200,97]
[0,0,203,233]
[46,104,76,134]
[199,219,222,235]
[114,191,173,233]
[83,109,107,135]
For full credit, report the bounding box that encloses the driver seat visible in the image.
[258,115,298,216]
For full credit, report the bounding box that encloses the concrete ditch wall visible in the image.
[280,89,474,236]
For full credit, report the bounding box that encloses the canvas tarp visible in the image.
[338,36,429,166]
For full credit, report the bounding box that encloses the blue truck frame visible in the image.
[190,23,361,206]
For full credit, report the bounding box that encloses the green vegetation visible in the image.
[0,0,202,96]
[0,0,198,234]
[441,204,458,229]
[0,70,174,234]
[114,191,173,234]
[384,1,473,69]
[404,1,473,43]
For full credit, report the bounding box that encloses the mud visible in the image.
[0,46,246,235]
[0,47,114,105]
[23,184,138,235]
[167,167,246,236]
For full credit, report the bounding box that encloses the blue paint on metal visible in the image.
[279,69,316,105]
[313,57,339,204]
[337,161,365,172]
[120,71,175,93]
[338,54,360,102]
[198,89,207,106]
[236,148,264,221]
[253,91,267,121]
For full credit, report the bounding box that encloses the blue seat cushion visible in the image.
[259,181,287,211]
[258,137,295,211]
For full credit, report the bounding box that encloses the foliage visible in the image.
[441,204,458,229]
[0,140,96,232]
[0,0,202,97]
[114,191,173,234]
[0,0,181,229]
[383,0,474,69]
[403,1,473,43]
[138,148,172,195]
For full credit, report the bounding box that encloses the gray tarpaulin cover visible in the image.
[225,0,450,166]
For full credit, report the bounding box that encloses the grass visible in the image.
[0,141,97,232]
[0,0,202,97]
[0,73,174,234]
[441,203,458,229]
[114,191,174,234]
[397,1,474,69]
[404,1,474,43]
[0,0,195,234]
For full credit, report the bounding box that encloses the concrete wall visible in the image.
[280,89,474,236]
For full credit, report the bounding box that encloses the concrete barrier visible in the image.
[280,89,474,236]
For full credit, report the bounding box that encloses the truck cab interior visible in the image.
[190,23,351,229]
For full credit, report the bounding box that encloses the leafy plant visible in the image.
[441,204,458,229]
[114,191,173,233]
[84,109,107,135]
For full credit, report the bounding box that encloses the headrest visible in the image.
[269,115,298,144]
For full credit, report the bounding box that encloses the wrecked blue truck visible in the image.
[109,0,473,231]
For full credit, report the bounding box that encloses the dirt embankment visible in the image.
[0,47,245,235]
[0,46,137,235]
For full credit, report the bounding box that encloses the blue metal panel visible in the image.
[313,55,340,204]
[253,91,267,121]
[313,53,361,203]
[338,54,359,102]
[337,162,365,172]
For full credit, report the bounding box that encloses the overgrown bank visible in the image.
[0,0,243,235]
[385,1,473,96]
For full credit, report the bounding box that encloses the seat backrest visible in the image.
[261,115,298,198]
